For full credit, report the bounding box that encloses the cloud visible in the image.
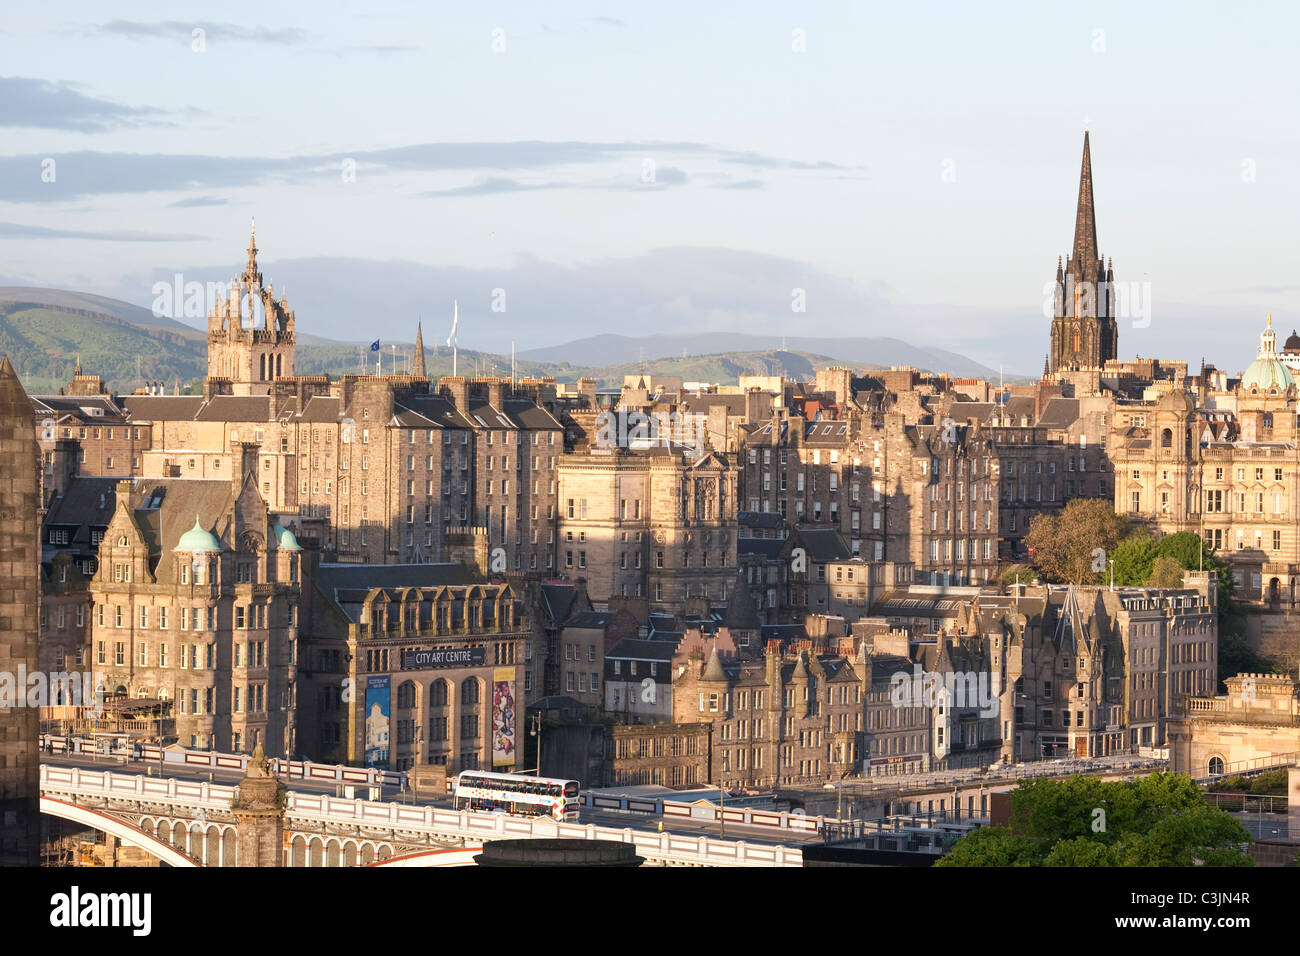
[0,76,166,132]
[97,21,311,45]
[587,17,630,28]
[0,141,834,202]
[168,196,230,208]
[0,221,204,241]
[423,177,573,197]
[712,179,766,190]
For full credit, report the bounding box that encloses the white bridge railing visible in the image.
[40,766,802,867]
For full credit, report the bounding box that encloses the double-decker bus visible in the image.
[453,771,580,822]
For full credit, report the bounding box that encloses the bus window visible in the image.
[564,783,579,798]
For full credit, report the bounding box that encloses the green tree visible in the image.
[1001,564,1037,586]
[1110,533,1158,585]
[938,773,1253,867]
[1024,499,1130,584]
[933,827,1044,867]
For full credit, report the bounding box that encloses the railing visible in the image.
[41,766,802,866]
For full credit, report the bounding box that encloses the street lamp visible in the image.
[529,712,542,775]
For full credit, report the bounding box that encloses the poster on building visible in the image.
[364,675,391,768]
[492,667,515,768]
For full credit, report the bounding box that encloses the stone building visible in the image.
[88,446,303,756]
[0,355,41,866]
[1111,316,1300,604]
[671,643,865,789]
[951,575,1217,761]
[555,444,739,612]
[604,722,711,788]
[299,563,527,772]
[1168,673,1300,776]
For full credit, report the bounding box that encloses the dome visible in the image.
[1241,355,1293,392]
[174,515,221,552]
[1240,314,1295,392]
[1285,330,1300,353]
[272,520,302,552]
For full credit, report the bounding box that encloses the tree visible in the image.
[1024,499,1130,584]
[1110,533,1157,586]
[1001,564,1037,586]
[937,773,1253,867]
[1147,555,1185,588]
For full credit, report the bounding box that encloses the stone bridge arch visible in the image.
[40,797,199,867]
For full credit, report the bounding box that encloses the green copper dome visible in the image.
[273,520,302,551]
[1241,314,1294,392]
[174,515,221,552]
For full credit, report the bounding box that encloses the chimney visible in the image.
[230,439,258,491]
[114,478,133,513]
[486,379,505,409]
[440,376,469,411]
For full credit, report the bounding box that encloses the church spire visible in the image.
[1071,131,1098,270]
[412,321,428,380]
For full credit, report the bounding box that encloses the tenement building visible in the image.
[88,446,303,756]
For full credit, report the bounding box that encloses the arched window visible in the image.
[1160,428,1173,449]
[430,679,449,707]
[1208,756,1225,776]
[461,678,480,706]
[397,680,416,710]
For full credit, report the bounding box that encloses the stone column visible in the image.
[231,743,286,866]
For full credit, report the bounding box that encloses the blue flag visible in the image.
[369,339,380,352]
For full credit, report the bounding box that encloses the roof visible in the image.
[316,562,478,598]
[790,528,852,563]
[1036,397,1081,429]
[722,570,761,630]
[194,395,272,422]
[117,395,205,420]
[606,638,678,662]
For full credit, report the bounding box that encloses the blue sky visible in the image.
[1,1,1297,374]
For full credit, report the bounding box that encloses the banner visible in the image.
[492,667,515,768]
[364,675,390,768]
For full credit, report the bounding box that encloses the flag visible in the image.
[369,339,380,352]
[446,300,458,347]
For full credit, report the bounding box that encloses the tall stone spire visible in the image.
[1071,131,1098,271]
[412,321,428,381]
[1049,130,1117,374]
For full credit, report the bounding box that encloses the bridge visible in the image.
[39,763,804,867]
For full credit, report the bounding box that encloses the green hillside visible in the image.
[0,304,208,394]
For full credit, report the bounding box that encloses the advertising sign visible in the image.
[492,667,515,768]
[364,675,391,768]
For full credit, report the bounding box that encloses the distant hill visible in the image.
[1,287,1014,393]
[516,332,1002,380]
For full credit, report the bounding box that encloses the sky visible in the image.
[1,1,1297,375]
